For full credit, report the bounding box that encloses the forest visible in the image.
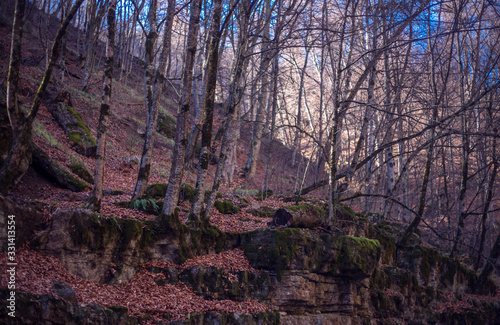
[0,0,499,323]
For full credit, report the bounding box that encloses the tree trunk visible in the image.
[162,0,203,216]
[474,232,500,295]
[0,0,84,194]
[263,43,280,200]
[244,0,271,180]
[81,0,96,91]
[189,0,223,222]
[131,0,175,203]
[291,46,309,167]
[203,0,253,219]
[475,128,497,270]
[86,0,116,211]
[398,4,453,247]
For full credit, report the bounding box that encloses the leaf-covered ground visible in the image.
[0,248,269,323]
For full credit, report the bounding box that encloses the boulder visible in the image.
[0,195,47,252]
[47,91,97,157]
[268,204,326,228]
[157,111,176,139]
[52,281,77,304]
[32,144,90,192]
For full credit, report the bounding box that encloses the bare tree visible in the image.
[0,0,84,194]
[189,0,225,222]
[162,0,203,216]
[130,0,176,204]
[86,0,116,211]
[204,0,255,219]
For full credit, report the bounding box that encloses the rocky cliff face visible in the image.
[5,202,500,324]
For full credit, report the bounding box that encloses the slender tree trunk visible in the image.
[185,27,212,169]
[0,0,84,194]
[263,53,279,199]
[245,0,271,180]
[131,0,176,203]
[130,0,158,202]
[398,4,454,247]
[203,0,252,219]
[86,0,116,211]
[450,120,470,258]
[162,0,203,216]
[189,0,223,222]
[82,0,96,91]
[475,128,497,270]
[291,47,309,167]
[474,232,500,295]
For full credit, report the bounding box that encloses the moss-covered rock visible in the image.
[146,183,168,199]
[157,112,176,139]
[255,189,273,201]
[170,310,280,325]
[336,235,381,276]
[179,182,195,203]
[48,92,97,157]
[246,206,275,218]
[0,288,138,324]
[67,161,94,184]
[115,198,162,215]
[103,189,125,196]
[179,266,271,301]
[214,200,240,214]
[32,144,90,192]
[367,222,398,265]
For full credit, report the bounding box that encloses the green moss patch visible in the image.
[64,105,97,156]
[67,161,94,184]
[255,189,273,201]
[146,183,168,199]
[179,183,195,203]
[336,235,381,276]
[32,145,90,192]
[157,112,176,139]
[241,228,307,281]
[246,206,275,218]
[214,200,240,214]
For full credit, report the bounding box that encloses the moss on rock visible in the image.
[157,112,176,139]
[32,144,90,192]
[179,183,195,203]
[63,105,97,156]
[255,189,273,201]
[246,206,275,218]
[336,235,381,276]
[214,200,240,214]
[146,183,168,199]
[67,161,94,184]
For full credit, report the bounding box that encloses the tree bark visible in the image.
[203,0,253,219]
[244,0,272,180]
[475,128,497,270]
[474,232,500,295]
[189,0,223,222]
[86,0,116,211]
[131,0,175,203]
[162,0,203,216]
[0,0,84,194]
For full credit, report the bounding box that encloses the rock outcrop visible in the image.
[0,288,136,325]
[0,195,47,252]
[6,201,499,324]
[47,92,97,157]
[32,144,91,192]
